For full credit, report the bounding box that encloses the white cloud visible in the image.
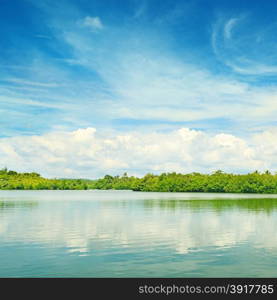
[82,16,103,31]
[212,15,277,75]
[224,18,239,39]
[0,127,276,178]
[5,78,60,88]
[56,28,277,127]
[2,10,277,137]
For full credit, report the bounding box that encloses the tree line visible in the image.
[1,168,277,193]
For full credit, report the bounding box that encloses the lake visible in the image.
[0,190,277,277]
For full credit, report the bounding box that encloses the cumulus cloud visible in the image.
[0,127,276,178]
[82,16,103,31]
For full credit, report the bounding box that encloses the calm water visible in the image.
[0,190,277,277]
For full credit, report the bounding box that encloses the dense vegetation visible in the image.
[0,168,92,190]
[1,168,277,194]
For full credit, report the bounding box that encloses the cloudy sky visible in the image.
[1,0,277,178]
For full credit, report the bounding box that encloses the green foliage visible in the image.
[0,169,93,190]
[1,169,277,194]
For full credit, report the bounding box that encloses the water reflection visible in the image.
[142,198,277,213]
[0,191,276,277]
[0,200,38,210]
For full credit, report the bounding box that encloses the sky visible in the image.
[1,0,277,178]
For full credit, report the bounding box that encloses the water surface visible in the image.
[0,190,277,277]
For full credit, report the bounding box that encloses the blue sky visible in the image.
[1,0,277,177]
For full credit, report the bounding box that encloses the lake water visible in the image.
[0,190,277,277]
